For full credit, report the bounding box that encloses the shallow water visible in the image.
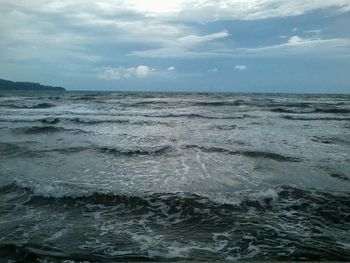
[0,91,350,262]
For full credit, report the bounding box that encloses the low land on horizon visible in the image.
[0,78,65,91]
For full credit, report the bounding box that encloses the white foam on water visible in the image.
[47,229,66,241]
[14,176,113,198]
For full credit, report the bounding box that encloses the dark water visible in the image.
[0,91,350,262]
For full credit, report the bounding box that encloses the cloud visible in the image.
[98,65,151,80]
[305,29,323,34]
[243,37,350,58]
[1,0,349,65]
[167,66,175,71]
[234,65,247,71]
[208,68,218,72]
[133,35,350,59]
[0,8,98,63]
[288,35,304,44]
[177,31,229,46]
[1,0,349,89]
[122,0,350,21]
[4,1,350,21]
[130,31,230,58]
[98,68,122,80]
[135,65,150,78]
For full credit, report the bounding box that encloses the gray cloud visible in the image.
[0,0,349,92]
[1,0,349,64]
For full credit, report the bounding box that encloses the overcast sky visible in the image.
[1,0,350,93]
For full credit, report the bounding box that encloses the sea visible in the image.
[0,91,349,262]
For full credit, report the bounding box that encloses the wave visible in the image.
[3,102,55,109]
[72,96,99,101]
[282,115,350,121]
[0,142,29,157]
[1,181,350,261]
[45,144,301,161]
[0,243,153,263]
[0,117,63,124]
[1,142,302,162]
[45,146,93,154]
[192,100,313,108]
[314,108,350,114]
[63,111,250,119]
[0,144,174,157]
[0,142,45,159]
[30,103,55,109]
[12,126,87,134]
[69,117,130,124]
[67,117,172,126]
[212,124,238,130]
[0,117,173,126]
[0,180,278,208]
[0,118,37,123]
[0,243,75,263]
[192,101,244,106]
[330,173,349,181]
[97,145,173,156]
[270,108,311,113]
[311,136,350,145]
[126,101,171,107]
[276,102,311,108]
[47,96,61,100]
[182,145,302,162]
[272,107,350,114]
[2,180,350,214]
[241,150,302,162]
[124,100,246,107]
[41,117,60,124]
[142,113,251,119]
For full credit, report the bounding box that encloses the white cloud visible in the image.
[98,67,122,80]
[1,0,349,72]
[167,66,175,71]
[123,0,350,21]
[0,2,234,64]
[244,37,350,58]
[130,48,216,58]
[130,31,230,58]
[234,65,247,71]
[208,68,218,72]
[177,31,229,46]
[135,65,150,78]
[288,35,304,44]
[4,1,350,21]
[131,35,350,59]
[98,65,151,80]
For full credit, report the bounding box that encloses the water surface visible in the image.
[1,91,350,262]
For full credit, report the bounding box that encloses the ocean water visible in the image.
[0,91,349,262]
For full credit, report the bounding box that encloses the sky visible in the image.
[0,0,350,93]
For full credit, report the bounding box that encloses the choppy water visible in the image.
[0,91,350,262]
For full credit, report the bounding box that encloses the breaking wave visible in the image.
[3,178,350,261]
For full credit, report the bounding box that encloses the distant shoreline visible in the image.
[0,78,65,91]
